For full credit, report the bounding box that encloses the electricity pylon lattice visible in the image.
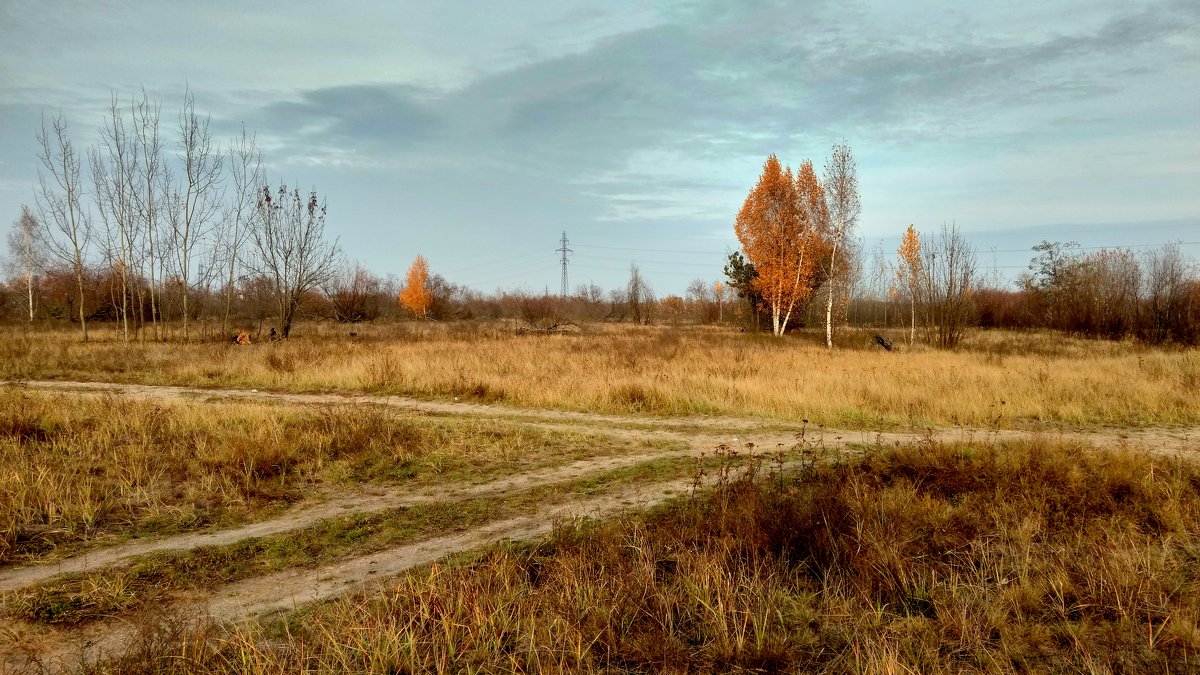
[556,231,572,297]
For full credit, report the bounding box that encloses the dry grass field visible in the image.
[85,441,1200,674]
[1,321,1198,673]
[2,321,1197,428]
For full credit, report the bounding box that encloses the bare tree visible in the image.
[6,206,46,321]
[35,114,92,341]
[686,277,719,323]
[920,223,977,349]
[90,94,142,341]
[132,90,168,340]
[865,241,893,328]
[168,90,224,341]
[822,140,860,348]
[323,263,382,322]
[566,282,606,321]
[1141,243,1194,344]
[249,183,341,338]
[626,263,655,324]
[1086,249,1141,340]
[606,288,629,322]
[214,125,262,335]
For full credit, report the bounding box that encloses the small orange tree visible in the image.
[897,224,922,345]
[661,295,686,324]
[398,255,432,319]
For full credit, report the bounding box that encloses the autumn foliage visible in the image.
[398,255,432,319]
[897,224,922,345]
[734,155,828,335]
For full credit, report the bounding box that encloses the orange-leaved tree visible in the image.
[734,154,824,336]
[398,255,432,319]
[795,158,831,294]
[897,224,922,345]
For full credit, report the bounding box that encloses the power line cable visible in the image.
[576,253,721,268]
[572,242,729,255]
[572,239,1199,257]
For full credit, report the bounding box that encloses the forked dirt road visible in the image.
[2,379,1197,672]
[2,473,703,673]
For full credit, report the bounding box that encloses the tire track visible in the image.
[2,473,699,673]
[0,450,688,594]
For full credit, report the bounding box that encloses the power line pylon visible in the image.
[556,231,572,297]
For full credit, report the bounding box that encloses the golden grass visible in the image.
[82,439,1200,673]
[2,321,1197,428]
[0,389,648,566]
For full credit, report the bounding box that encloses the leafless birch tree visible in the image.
[35,113,92,341]
[132,90,168,340]
[168,90,224,340]
[91,94,142,341]
[214,125,262,335]
[6,206,45,321]
[822,140,860,348]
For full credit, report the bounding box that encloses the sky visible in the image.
[1,0,1197,295]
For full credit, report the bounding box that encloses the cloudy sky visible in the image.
[1,0,1197,294]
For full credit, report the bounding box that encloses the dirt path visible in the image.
[11,379,1199,453]
[2,379,1197,672]
[3,380,1196,594]
[0,449,698,594]
[11,379,760,433]
[210,473,697,620]
[3,473,700,673]
[3,379,1195,595]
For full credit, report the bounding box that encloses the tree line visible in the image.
[835,230,1199,347]
[4,116,1198,346]
[4,89,340,342]
[725,143,1199,347]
